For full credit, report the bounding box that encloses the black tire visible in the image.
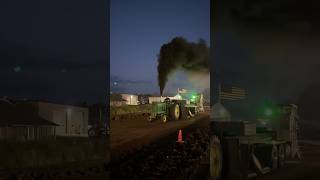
[278,144,286,167]
[285,143,291,159]
[209,135,222,180]
[88,128,96,137]
[170,103,180,120]
[180,106,188,120]
[271,145,279,169]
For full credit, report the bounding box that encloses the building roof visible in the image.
[1,97,91,108]
[0,101,58,126]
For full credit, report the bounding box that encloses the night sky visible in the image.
[110,0,210,94]
[0,0,108,104]
[213,0,320,120]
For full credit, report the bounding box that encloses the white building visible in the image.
[148,96,175,104]
[34,102,89,137]
[121,94,139,105]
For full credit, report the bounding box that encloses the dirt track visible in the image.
[110,112,210,160]
[110,112,211,179]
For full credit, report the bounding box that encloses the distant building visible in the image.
[110,94,127,106]
[138,94,150,105]
[121,94,139,105]
[148,96,175,104]
[0,98,90,140]
[110,93,139,106]
[0,100,58,141]
[32,101,89,137]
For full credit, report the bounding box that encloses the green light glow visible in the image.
[264,108,273,116]
[256,100,280,120]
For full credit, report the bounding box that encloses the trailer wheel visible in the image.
[278,144,285,167]
[88,128,96,137]
[210,136,222,180]
[271,145,279,169]
[170,103,180,120]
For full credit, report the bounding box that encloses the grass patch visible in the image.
[0,137,107,170]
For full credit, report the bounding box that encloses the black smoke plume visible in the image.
[157,37,209,95]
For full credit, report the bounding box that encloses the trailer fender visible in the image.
[188,109,195,117]
[252,153,264,175]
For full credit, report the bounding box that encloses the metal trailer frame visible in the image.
[209,120,294,180]
[218,135,288,180]
[208,103,301,180]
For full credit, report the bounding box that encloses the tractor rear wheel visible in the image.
[170,103,180,120]
[210,135,222,180]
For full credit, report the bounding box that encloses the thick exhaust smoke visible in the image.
[157,37,209,95]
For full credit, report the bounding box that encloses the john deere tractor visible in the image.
[149,98,197,123]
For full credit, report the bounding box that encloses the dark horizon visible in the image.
[213,0,320,120]
[0,0,108,105]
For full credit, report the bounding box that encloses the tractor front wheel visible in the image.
[161,115,168,123]
[210,135,222,180]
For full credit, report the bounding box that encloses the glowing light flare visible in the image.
[264,108,273,116]
[14,66,22,73]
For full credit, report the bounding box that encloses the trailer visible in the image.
[209,103,301,180]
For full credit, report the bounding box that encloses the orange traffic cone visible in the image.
[176,129,184,143]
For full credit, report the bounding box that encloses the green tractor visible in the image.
[149,98,197,123]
